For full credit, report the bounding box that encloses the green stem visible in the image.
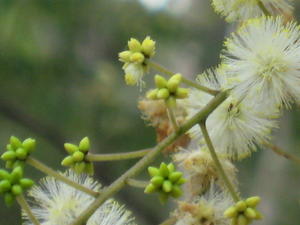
[159,217,177,225]
[70,91,228,225]
[16,194,40,225]
[257,0,271,15]
[126,178,148,188]
[263,142,300,164]
[85,149,151,162]
[199,122,240,202]
[147,60,219,96]
[26,157,99,197]
[166,105,179,131]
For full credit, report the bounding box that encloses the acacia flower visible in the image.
[222,16,300,108]
[185,69,278,160]
[212,0,293,22]
[23,170,136,225]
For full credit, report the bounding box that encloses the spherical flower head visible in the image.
[23,170,136,225]
[175,185,233,225]
[173,147,237,196]
[185,69,278,160]
[212,0,293,22]
[222,16,300,108]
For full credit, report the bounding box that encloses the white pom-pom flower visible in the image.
[23,170,136,225]
[186,69,278,160]
[222,16,300,108]
[212,0,293,22]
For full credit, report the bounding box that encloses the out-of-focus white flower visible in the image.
[23,170,136,225]
[212,0,293,22]
[222,16,300,108]
[186,69,278,160]
[175,185,233,225]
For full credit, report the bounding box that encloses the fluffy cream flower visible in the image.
[212,0,293,22]
[222,16,300,108]
[186,69,278,160]
[23,170,136,225]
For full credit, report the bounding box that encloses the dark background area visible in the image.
[0,0,299,224]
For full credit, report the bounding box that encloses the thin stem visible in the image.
[147,60,219,96]
[26,157,99,197]
[70,91,228,225]
[257,0,271,15]
[159,217,177,225]
[166,105,179,131]
[126,178,148,188]
[199,122,240,202]
[263,142,300,164]
[16,194,40,225]
[85,149,151,162]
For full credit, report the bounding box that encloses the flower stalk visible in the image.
[16,194,40,225]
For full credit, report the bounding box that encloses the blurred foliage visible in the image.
[0,0,299,224]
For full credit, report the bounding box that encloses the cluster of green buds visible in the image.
[119,36,156,86]
[144,162,186,203]
[0,167,34,206]
[224,196,262,225]
[1,136,36,169]
[147,74,189,107]
[61,137,94,175]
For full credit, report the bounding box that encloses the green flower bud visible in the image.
[175,88,189,99]
[4,193,15,207]
[157,88,170,100]
[6,144,13,151]
[10,136,22,149]
[245,196,261,207]
[162,180,172,193]
[64,143,79,154]
[11,184,23,196]
[167,163,175,173]
[10,167,23,184]
[146,89,159,100]
[141,36,155,57]
[0,170,10,180]
[144,183,157,194]
[159,163,169,178]
[5,161,14,169]
[224,206,238,218]
[72,151,85,162]
[0,180,11,193]
[237,215,248,225]
[79,137,90,153]
[235,200,247,212]
[16,148,27,160]
[22,138,36,153]
[12,161,24,169]
[1,151,16,161]
[150,176,164,187]
[244,207,257,220]
[170,185,183,198]
[130,52,144,64]
[171,73,182,82]
[74,162,86,174]
[166,96,176,108]
[168,171,182,183]
[253,209,263,220]
[85,162,94,175]
[119,50,132,62]
[158,192,169,204]
[61,156,74,167]
[128,38,142,52]
[231,217,238,225]
[166,79,180,93]
[148,167,160,177]
[176,177,186,185]
[20,178,34,189]
[154,75,167,88]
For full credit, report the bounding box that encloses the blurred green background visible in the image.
[0,0,300,224]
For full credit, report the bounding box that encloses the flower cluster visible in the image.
[145,162,186,203]
[1,136,36,169]
[147,74,189,107]
[0,167,34,206]
[119,36,156,87]
[61,137,94,175]
[224,196,262,225]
